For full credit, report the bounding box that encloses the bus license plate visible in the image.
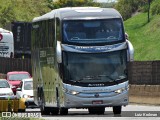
[92,100,103,105]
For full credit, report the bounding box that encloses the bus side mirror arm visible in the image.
[126,40,134,62]
[56,41,62,63]
[125,32,129,40]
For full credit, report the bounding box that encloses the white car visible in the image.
[0,79,15,99]
[16,78,36,108]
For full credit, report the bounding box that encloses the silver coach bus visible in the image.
[31,7,134,115]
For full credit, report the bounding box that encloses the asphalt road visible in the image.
[25,104,160,120]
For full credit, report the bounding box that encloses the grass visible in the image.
[124,13,160,61]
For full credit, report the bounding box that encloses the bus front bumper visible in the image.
[63,90,129,108]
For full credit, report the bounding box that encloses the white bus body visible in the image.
[0,28,14,58]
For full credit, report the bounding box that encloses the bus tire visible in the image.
[42,107,50,115]
[51,108,59,115]
[60,108,68,115]
[37,87,41,106]
[39,90,50,115]
[113,106,122,114]
[18,109,26,112]
[88,107,105,114]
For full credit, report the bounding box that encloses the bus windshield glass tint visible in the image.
[63,50,127,84]
[63,19,125,44]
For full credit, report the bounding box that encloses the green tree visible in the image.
[99,2,116,8]
[13,0,50,21]
[115,0,149,20]
[0,0,50,28]
[151,0,160,15]
[48,0,100,10]
[114,0,132,20]
[0,0,16,27]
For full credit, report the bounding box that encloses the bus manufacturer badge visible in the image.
[94,93,99,98]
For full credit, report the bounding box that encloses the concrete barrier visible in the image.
[129,85,160,105]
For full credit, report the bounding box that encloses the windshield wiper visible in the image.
[98,75,119,84]
[70,75,123,84]
[98,75,113,79]
[70,76,101,83]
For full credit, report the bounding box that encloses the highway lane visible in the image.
[26,104,160,120]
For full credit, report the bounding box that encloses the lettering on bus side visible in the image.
[47,57,54,64]
[40,51,46,58]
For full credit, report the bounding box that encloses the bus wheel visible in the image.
[18,109,26,112]
[88,107,105,114]
[40,92,50,115]
[60,108,68,115]
[113,106,122,114]
[42,107,50,115]
[51,108,59,115]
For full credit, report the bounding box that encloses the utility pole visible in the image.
[148,0,150,22]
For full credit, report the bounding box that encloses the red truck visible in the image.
[6,71,31,95]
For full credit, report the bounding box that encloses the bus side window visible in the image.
[48,20,55,47]
[56,18,60,41]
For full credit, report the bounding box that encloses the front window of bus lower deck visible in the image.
[62,50,127,85]
[63,18,125,45]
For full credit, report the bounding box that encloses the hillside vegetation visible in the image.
[0,0,50,27]
[124,13,160,61]
[0,0,99,27]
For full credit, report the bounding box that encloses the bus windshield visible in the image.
[63,18,125,45]
[63,50,127,84]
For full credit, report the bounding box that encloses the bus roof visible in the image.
[32,7,122,22]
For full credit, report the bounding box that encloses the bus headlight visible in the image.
[64,89,80,95]
[115,88,125,94]
[70,91,79,95]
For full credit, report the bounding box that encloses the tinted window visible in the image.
[63,19,125,45]
[63,50,127,84]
